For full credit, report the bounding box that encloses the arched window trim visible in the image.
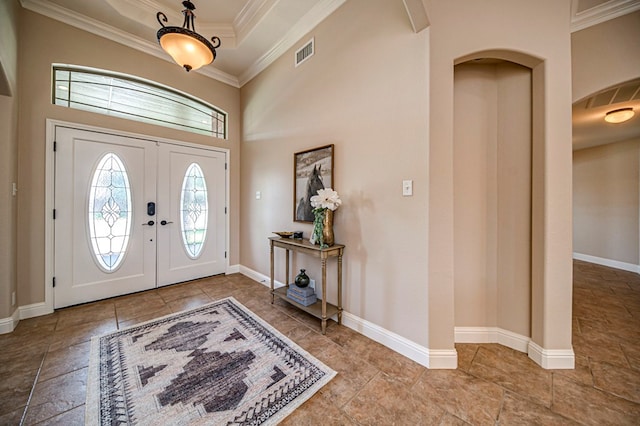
[52,64,227,139]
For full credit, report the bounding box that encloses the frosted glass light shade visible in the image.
[155,1,220,72]
[159,30,214,72]
[604,108,634,124]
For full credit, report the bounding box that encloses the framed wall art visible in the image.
[293,144,334,222]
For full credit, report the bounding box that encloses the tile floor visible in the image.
[1,260,639,425]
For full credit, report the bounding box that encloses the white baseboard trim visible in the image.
[455,327,575,369]
[528,341,575,369]
[342,312,458,369]
[0,308,20,334]
[1,302,55,334]
[20,302,53,320]
[239,266,457,369]
[226,264,241,274]
[455,327,530,353]
[239,265,285,289]
[573,252,640,274]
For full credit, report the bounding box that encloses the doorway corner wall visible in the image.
[425,0,574,370]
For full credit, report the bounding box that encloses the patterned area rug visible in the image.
[86,297,336,425]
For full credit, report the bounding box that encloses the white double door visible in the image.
[54,127,226,308]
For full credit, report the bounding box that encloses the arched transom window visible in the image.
[52,65,227,139]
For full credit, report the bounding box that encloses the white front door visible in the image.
[156,143,226,286]
[54,126,226,308]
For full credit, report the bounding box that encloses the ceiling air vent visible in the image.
[295,38,314,67]
[586,80,640,108]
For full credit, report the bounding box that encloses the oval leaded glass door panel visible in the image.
[88,152,132,272]
[180,162,208,258]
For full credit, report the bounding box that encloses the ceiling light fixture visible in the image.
[156,0,221,72]
[604,107,634,124]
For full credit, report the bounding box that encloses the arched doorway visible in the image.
[453,58,532,350]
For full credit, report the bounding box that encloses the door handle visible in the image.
[160,220,173,226]
[143,220,155,226]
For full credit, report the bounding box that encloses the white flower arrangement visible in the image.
[309,188,341,247]
[310,188,342,211]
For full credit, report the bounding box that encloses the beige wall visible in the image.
[241,0,431,345]
[573,139,640,265]
[241,0,574,363]
[0,0,20,320]
[16,10,241,307]
[6,0,576,366]
[570,12,640,272]
[454,63,499,328]
[572,10,640,102]
[426,0,573,354]
[453,62,532,337]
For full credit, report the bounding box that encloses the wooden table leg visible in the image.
[321,256,327,334]
[285,249,290,289]
[337,252,343,325]
[270,241,275,304]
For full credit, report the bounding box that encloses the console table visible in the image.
[269,237,344,334]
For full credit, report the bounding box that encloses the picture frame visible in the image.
[293,144,334,223]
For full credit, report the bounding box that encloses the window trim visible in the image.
[52,64,228,139]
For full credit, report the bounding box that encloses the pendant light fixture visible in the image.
[156,1,221,72]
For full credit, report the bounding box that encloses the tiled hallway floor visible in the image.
[1,260,639,424]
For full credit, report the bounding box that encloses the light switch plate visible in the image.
[402,180,413,196]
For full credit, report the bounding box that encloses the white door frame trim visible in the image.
[44,119,230,314]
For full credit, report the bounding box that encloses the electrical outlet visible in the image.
[11,291,16,306]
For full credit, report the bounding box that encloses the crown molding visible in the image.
[238,0,347,86]
[571,0,640,32]
[20,0,240,87]
[106,0,274,47]
[21,0,347,87]
[103,0,239,45]
[106,0,171,29]
[197,64,240,88]
[234,0,278,45]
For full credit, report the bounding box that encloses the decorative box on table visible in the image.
[287,285,317,306]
